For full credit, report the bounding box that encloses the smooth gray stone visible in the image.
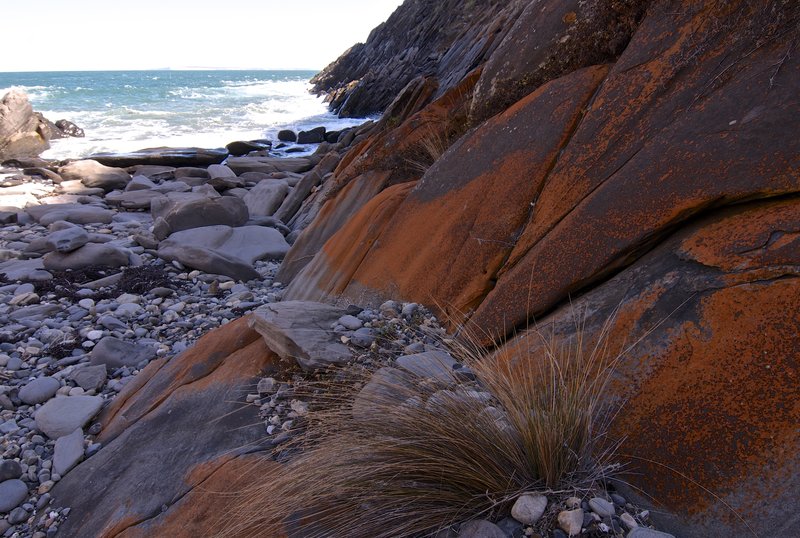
[628,530,676,538]
[35,395,103,439]
[158,225,289,281]
[89,337,155,368]
[243,179,288,218]
[58,159,130,191]
[18,376,60,405]
[0,479,28,512]
[44,226,89,253]
[43,243,130,271]
[53,428,84,476]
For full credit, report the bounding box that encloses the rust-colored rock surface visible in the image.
[468,1,800,343]
[494,198,800,538]
[284,181,416,302]
[287,65,608,317]
[51,317,282,537]
[277,170,391,284]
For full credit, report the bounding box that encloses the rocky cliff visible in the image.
[30,0,800,536]
[291,0,800,536]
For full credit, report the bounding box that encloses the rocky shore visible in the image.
[0,108,377,536]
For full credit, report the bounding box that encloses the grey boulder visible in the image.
[158,225,289,281]
[44,226,89,253]
[151,195,248,240]
[58,159,130,191]
[243,179,289,218]
[43,243,130,271]
[395,350,459,383]
[35,395,104,439]
[90,337,156,368]
[249,301,353,370]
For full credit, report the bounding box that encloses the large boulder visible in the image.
[151,195,249,239]
[157,225,290,280]
[494,197,800,538]
[243,179,289,218]
[0,89,50,159]
[58,160,131,191]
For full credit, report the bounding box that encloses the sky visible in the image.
[0,0,404,72]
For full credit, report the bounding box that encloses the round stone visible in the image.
[18,377,61,405]
[0,479,28,512]
[589,497,615,518]
[511,493,548,524]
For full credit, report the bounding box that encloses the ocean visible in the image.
[0,70,371,160]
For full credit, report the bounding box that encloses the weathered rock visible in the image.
[105,189,165,210]
[35,395,104,439]
[0,89,50,159]
[511,493,548,525]
[285,66,607,310]
[51,317,281,537]
[43,243,130,271]
[243,179,289,218]
[89,147,228,168]
[249,301,353,370]
[52,428,84,476]
[58,160,131,191]
[151,195,248,240]
[158,225,289,280]
[90,337,156,368]
[468,3,800,342]
[0,461,22,482]
[557,509,583,536]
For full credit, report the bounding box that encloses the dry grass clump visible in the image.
[224,320,620,537]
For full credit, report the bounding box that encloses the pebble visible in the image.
[511,493,548,525]
[18,376,61,405]
[0,479,28,512]
[589,496,615,518]
[557,509,583,536]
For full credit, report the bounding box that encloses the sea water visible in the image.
[0,70,370,159]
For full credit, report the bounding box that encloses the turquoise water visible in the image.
[0,70,370,158]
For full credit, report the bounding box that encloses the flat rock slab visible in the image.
[43,243,130,271]
[58,160,130,191]
[105,190,166,210]
[151,195,247,239]
[249,300,353,370]
[227,156,313,175]
[25,203,115,226]
[52,428,84,476]
[0,258,52,281]
[158,225,290,281]
[35,395,104,439]
[88,147,228,168]
[395,350,459,383]
[89,337,156,369]
[51,316,280,537]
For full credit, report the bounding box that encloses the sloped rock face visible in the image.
[280,1,800,536]
[467,1,800,342]
[311,0,522,117]
[494,198,800,538]
[296,65,608,316]
[51,316,281,537]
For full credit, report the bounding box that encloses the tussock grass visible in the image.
[223,315,621,537]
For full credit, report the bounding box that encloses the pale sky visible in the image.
[0,0,404,72]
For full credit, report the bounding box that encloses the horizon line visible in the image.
[0,67,322,74]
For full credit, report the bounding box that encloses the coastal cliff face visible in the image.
[289,0,800,536]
